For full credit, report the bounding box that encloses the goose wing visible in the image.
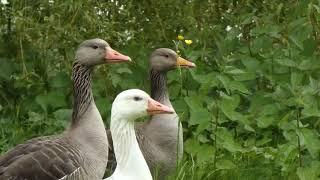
[0,136,83,180]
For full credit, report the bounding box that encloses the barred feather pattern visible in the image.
[0,61,99,180]
[58,167,90,180]
[150,69,167,102]
[0,136,84,180]
[71,61,93,125]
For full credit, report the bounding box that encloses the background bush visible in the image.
[0,0,320,179]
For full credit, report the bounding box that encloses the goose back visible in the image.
[0,136,83,180]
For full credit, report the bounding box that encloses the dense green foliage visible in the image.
[1,0,320,179]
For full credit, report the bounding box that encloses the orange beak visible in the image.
[176,57,196,68]
[105,47,132,63]
[147,98,175,115]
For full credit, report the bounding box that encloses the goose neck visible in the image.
[150,69,168,103]
[111,114,151,178]
[71,61,93,125]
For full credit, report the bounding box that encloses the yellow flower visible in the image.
[177,35,184,40]
[185,39,192,45]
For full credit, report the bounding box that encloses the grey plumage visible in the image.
[0,38,127,180]
[0,136,83,180]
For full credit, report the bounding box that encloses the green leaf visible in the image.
[219,94,240,112]
[291,72,304,88]
[116,67,132,74]
[214,127,246,153]
[260,104,280,116]
[299,128,320,159]
[184,138,201,155]
[0,58,16,80]
[50,72,70,88]
[197,144,214,163]
[184,96,203,112]
[297,161,320,180]
[216,159,236,170]
[241,57,260,71]
[36,91,67,111]
[302,38,316,56]
[275,58,297,67]
[53,109,72,121]
[289,35,303,50]
[229,81,250,94]
[257,116,275,128]
[217,75,231,92]
[95,97,111,119]
[224,66,246,75]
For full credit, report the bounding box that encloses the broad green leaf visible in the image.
[50,72,70,88]
[184,96,203,112]
[241,57,260,71]
[299,128,320,159]
[215,127,246,153]
[260,104,280,116]
[290,72,303,88]
[216,159,236,170]
[217,75,231,92]
[53,109,72,121]
[275,58,297,67]
[233,72,256,81]
[36,92,67,111]
[224,66,246,75]
[257,116,275,128]
[184,138,201,155]
[302,38,316,56]
[36,94,48,112]
[229,81,250,94]
[0,59,15,81]
[116,67,132,74]
[189,110,211,127]
[219,94,240,112]
[297,161,320,180]
[197,144,214,163]
[289,35,303,50]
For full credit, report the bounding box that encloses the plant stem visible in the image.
[213,106,219,169]
[296,107,302,167]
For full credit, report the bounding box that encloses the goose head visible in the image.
[112,89,174,120]
[150,48,195,72]
[75,38,131,66]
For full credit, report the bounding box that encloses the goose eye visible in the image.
[92,45,99,49]
[133,96,142,101]
[164,54,169,58]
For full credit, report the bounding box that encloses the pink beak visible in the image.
[105,47,131,63]
[147,98,175,115]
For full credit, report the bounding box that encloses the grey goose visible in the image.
[0,38,131,180]
[107,48,195,179]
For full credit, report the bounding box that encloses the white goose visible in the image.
[107,48,196,179]
[105,89,174,180]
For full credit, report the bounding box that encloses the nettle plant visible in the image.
[1,0,320,179]
[169,9,320,180]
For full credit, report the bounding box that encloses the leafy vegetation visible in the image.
[1,0,320,179]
